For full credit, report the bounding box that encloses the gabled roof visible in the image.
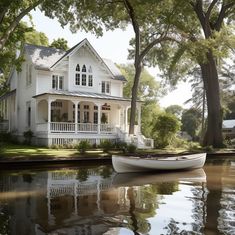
[24,44,65,71]
[223,120,235,129]
[24,39,126,81]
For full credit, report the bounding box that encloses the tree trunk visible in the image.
[200,51,223,147]
[129,64,142,134]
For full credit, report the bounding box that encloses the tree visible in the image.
[120,64,162,137]
[181,108,201,140]
[25,28,49,46]
[152,113,181,148]
[50,38,68,50]
[165,105,184,119]
[146,0,235,147]
[0,0,44,51]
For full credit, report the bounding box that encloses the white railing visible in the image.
[77,123,98,132]
[100,124,114,133]
[50,122,75,133]
[36,122,116,134]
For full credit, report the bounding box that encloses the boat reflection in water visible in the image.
[0,158,234,235]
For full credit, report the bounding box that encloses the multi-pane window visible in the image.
[94,112,98,124]
[101,81,110,94]
[52,75,63,90]
[75,73,80,85]
[88,75,93,86]
[84,111,89,123]
[75,64,93,87]
[82,74,86,86]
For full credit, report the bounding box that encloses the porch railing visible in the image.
[38,122,116,134]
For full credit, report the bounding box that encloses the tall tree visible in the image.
[145,0,235,147]
[120,64,162,137]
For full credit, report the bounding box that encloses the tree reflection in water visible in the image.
[0,159,235,235]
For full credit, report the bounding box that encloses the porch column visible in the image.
[97,104,101,134]
[125,106,129,133]
[137,104,141,133]
[73,101,79,133]
[47,99,52,132]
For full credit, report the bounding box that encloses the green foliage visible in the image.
[25,29,49,46]
[115,141,128,153]
[99,140,114,153]
[50,38,69,50]
[120,63,162,137]
[126,143,137,154]
[77,140,91,154]
[181,108,201,140]
[152,113,181,148]
[165,105,183,119]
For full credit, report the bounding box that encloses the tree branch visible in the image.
[205,0,218,20]
[0,0,43,50]
[213,1,235,31]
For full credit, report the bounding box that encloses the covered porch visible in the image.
[34,92,141,141]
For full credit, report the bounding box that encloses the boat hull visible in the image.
[112,153,207,173]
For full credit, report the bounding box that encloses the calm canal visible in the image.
[0,156,234,235]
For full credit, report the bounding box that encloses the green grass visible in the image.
[0,143,112,160]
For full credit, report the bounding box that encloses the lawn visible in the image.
[0,143,110,160]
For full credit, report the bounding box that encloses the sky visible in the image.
[25,8,192,108]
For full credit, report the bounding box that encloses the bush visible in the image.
[152,113,181,148]
[115,141,128,153]
[99,139,114,153]
[77,140,91,154]
[126,143,137,154]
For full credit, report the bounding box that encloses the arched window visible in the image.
[75,64,80,85]
[74,64,93,87]
[82,65,86,72]
[76,64,80,71]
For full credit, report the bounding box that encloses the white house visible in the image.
[222,119,235,139]
[0,39,153,148]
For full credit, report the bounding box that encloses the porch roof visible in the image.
[33,90,141,103]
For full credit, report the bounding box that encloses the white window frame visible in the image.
[101,81,111,94]
[52,75,64,90]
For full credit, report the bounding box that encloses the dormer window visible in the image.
[75,64,93,87]
[52,75,63,90]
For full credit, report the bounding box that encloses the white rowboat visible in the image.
[112,153,207,173]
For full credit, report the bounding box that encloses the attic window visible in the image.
[76,64,80,71]
[75,64,93,87]
[82,65,86,72]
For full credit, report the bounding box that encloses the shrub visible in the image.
[152,113,181,148]
[115,141,128,153]
[99,139,114,153]
[126,143,137,154]
[77,140,91,154]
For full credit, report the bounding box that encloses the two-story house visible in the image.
[0,39,153,148]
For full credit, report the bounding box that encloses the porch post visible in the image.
[97,104,101,134]
[125,106,129,133]
[73,101,79,133]
[137,104,141,133]
[47,99,52,132]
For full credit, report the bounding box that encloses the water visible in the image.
[0,156,234,235]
